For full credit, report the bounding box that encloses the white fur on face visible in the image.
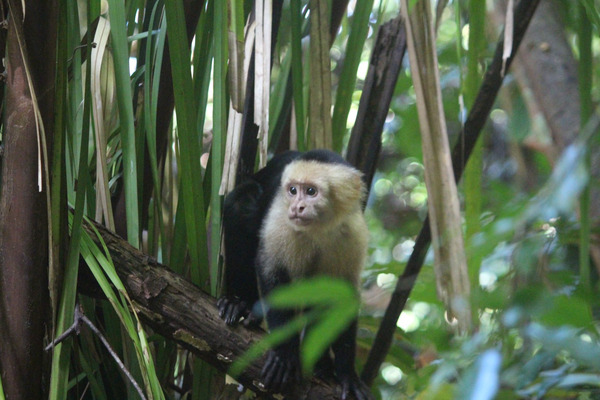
[259,159,368,284]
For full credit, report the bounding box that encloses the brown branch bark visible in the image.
[80,218,354,400]
[308,0,333,149]
[346,16,407,192]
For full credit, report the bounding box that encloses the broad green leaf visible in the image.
[267,277,358,308]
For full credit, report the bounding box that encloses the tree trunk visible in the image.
[0,1,57,398]
[499,0,600,271]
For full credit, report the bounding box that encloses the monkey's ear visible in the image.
[328,165,366,208]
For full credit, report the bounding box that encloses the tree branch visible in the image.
[346,15,407,192]
[79,218,353,400]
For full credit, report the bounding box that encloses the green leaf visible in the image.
[301,302,358,373]
[526,324,600,370]
[211,0,227,295]
[106,0,140,247]
[49,25,93,398]
[143,0,168,260]
[579,0,600,30]
[539,295,593,329]
[332,0,374,151]
[80,222,164,399]
[267,277,358,308]
[164,0,209,288]
[456,349,501,400]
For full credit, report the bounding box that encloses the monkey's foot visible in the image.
[313,353,335,380]
[217,296,249,326]
[339,372,373,400]
[261,349,301,393]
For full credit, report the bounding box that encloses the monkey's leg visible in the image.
[332,320,373,400]
[258,268,302,392]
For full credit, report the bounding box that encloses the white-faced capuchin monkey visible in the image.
[218,149,372,400]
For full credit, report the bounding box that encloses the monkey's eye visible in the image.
[289,186,297,195]
[305,187,317,196]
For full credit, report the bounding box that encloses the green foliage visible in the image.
[107,0,140,247]
[331,0,374,151]
[49,33,94,399]
[366,2,600,398]
[80,218,164,399]
[579,0,600,30]
[164,0,208,288]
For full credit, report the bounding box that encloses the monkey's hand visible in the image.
[217,296,249,326]
[261,348,301,393]
[338,371,373,400]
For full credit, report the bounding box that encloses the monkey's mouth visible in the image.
[289,215,312,226]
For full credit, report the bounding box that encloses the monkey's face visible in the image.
[284,180,332,229]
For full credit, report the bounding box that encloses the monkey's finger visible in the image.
[341,380,350,400]
[223,306,233,324]
[355,387,374,400]
[281,363,295,387]
[227,304,244,325]
[217,298,226,317]
[225,308,235,323]
[261,353,278,387]
[218,298,236,322]
[271,361,286,392]
[343,380,373,400]
[225,306,238,325]
[262,352,275,375]
[261,368,273,388]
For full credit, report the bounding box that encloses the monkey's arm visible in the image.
[219,180,262,325]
